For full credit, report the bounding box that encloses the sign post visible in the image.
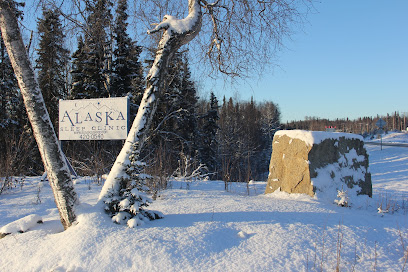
[375,118,386,150]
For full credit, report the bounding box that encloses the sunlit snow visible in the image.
[1,132,408,271]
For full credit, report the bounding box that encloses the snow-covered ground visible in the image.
[1,132,408,271]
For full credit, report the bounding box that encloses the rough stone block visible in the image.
[265,130,372,201]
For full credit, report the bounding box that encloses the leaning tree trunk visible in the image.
[0,0,78,229]
[99,0,202,201]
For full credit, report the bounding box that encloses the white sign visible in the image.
[376,118,386,129]
[59,97,129,140]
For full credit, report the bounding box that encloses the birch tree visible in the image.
[99,0,203,213]
[99,0,310,214]
[0,0,78,229]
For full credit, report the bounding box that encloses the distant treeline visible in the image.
[283,112,408,135]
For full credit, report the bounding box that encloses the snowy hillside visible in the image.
[1,133,408,271]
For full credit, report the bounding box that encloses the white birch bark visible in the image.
[99,0,202,201]
[0,0,78,229]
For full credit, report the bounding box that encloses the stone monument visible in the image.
[265,130,372,201]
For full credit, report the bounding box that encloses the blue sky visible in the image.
[210,0,408,123]
[23,1,407,124]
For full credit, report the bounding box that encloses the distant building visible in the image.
[325,126,336,132]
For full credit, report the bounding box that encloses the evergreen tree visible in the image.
[70,36,86,99]
[217,97,241,181]
[70,0,113,99]
[85,0,113,98]
[198,92,219,176]
[241,98,264,180]
[259,101,281,143]
[0,3,39,176]
[67,1,117,180]
[103,143,163,227]
[147,51,199,170]
[68,1,126,188]
[0,1,23,132]
[0,34,18,130]
[111,0,143,101]
[36,8,70,129]
[0,33,19,160]
[216,97,280,182]
[173,54,198,156]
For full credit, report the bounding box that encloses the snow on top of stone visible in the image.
[275,130,363,146]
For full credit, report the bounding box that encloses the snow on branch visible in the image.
[147,0,202,37]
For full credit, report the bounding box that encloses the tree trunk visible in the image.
[99,0,202,200]
[0,0,78,229]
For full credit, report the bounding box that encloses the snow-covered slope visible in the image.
[1,133,408,271]
[366,131,408,144]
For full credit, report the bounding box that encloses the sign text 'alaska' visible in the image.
[59,97,129,140]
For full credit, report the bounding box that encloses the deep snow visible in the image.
[1,132,408,271]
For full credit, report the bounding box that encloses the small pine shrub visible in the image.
[103,144,163,227]
[334,189,349,207]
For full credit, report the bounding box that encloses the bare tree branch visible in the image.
[132,0,312,79]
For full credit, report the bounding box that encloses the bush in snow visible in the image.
[103,144,163,227]
[334,189,349,207]
[173,152,210,188]
[376,193,399,215]
[377,206,389,215]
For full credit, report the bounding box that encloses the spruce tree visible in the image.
[112,0,143,100]
[173,54,198,156]
[68,1,117,178]
[199,92,219,176]
[103,142,163,227]
[0,0,23,132]
[0,3,38,176]
[147,51,199,169]
[36,8,69,129]
[0,33,18,159]
[241,98,263,180]
[70,0,113,99]
[86,0,113,98]
[0,35,17,129]
[70,36,86,99]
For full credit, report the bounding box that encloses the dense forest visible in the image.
[0,1,280,186]
[0,1,406,190]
